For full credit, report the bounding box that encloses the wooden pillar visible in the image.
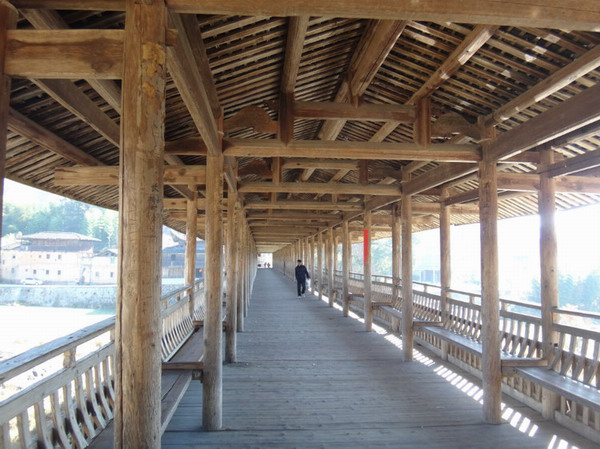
[309,236,315,293]
[401,195,413,361]
[539,148,560,419]
[0,1,16,249]
[342,220,350,317]
[479,122,501,424]
[440,188,451,360]
[185,190,198,317]
[328,227,335,307]
[237,218,245,332]
[116,1,166,447]
[317,231,323,300]
[225,191,238,363]
[364,210,373,331]
[391,203,401,332]
[203,149,224,430]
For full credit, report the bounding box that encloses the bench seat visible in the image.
[89,327,205,448]
[379,306,442,328]
[516,366,600,413]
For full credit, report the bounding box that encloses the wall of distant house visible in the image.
[1,250,91,284]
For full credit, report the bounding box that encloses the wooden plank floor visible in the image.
[163,269,596,448]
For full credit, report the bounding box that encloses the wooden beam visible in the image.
[295,101,415,122]
[165,137,208,156]
[372,25,497,142]
[185,191,198,319]
[167,13,220,156]
[116,1,166,447]
[225,190,238,363]
[55,165,206,186]
[5,29,123,79]
[8,108,103,166]
[401,191,413,361]
[485,44,600,127]
[319,20,406,141]
[403,163,478,195]
[164,197,207,210]
[282,158,359,171]
[281,16,309,93]
[244,200,363,211]
[239,181,400,196]
[496,173,600,193]
[12,1,600,30]
[247,212,340,222]
[32,79,120,146]
[412,202,479,215]
[0,1,17,248]
[489,83,600,161]
[439,189,451,357]
[19,8,122,113]
[542,150,600,178]
[342,220,350,317]
[224,139,481,162]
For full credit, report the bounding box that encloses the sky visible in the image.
[4,179,64,206]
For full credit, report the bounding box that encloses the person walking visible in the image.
[294,259,310,298]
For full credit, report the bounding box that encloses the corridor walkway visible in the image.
[162,269,594,448]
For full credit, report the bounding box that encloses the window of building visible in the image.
[110,272,114,278]
[12,255,15,259]
[46,270,49,275]
[96,272,100,277]
[58,270,62,276]
[11,268,15,274]
[33,269,37,274]
[58,255,62,260]
[171,254,176,261]
[46,254,50,259]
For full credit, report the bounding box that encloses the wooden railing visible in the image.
[318,272,600,441]
[0,280,204,449]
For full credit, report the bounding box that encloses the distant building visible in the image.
[162,231,205,279]
[1,232,100,284]
[89,248,118,284]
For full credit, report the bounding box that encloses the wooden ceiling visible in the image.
[3,1,600,252]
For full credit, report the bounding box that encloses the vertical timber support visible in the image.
[391,203,401,332]
[203,146,224,430]
[225,191,238,363]
[185,190,198,318]
[309,236,315,293]
[479,122,502,424]
[440,188,451,360]
[116,1,167,447]
[342,220,350,317]
[401,193,413,361]
[364,210,373,332]
[236,215,245,333]
[539,148,560,419]
[317,231,323,301]
[328,227,335,307]
[0,1,16,249]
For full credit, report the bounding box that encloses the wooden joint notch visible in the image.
[501,358,548,376]
[413,321,443,329]
[162,361,204,371]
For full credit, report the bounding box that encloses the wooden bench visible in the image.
[516,366,600,413]
[379,305,443,328]
[88,327,205,448]
[421,326,546,369]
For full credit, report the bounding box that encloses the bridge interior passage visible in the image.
[162,270,596,449]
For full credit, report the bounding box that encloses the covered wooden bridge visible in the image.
[0,1,600,448]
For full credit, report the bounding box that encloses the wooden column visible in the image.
[309,236,315,293]
[237,217,245,332]
[364,210,373,331]
[391,203,401,332]
[328,227,335,307]
[539,148,560,419]
[203,149,224,430]
[342,220,350,317]
[225,191,238,363]
[317,231,323,300]
[116,1,166,447]
[440,188,451,360]
[401,195,413,361]
[479,123,501,424]
[0,1,16,247]
[185,190,198,317]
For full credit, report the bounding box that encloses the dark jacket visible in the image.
[295,264,310,281]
